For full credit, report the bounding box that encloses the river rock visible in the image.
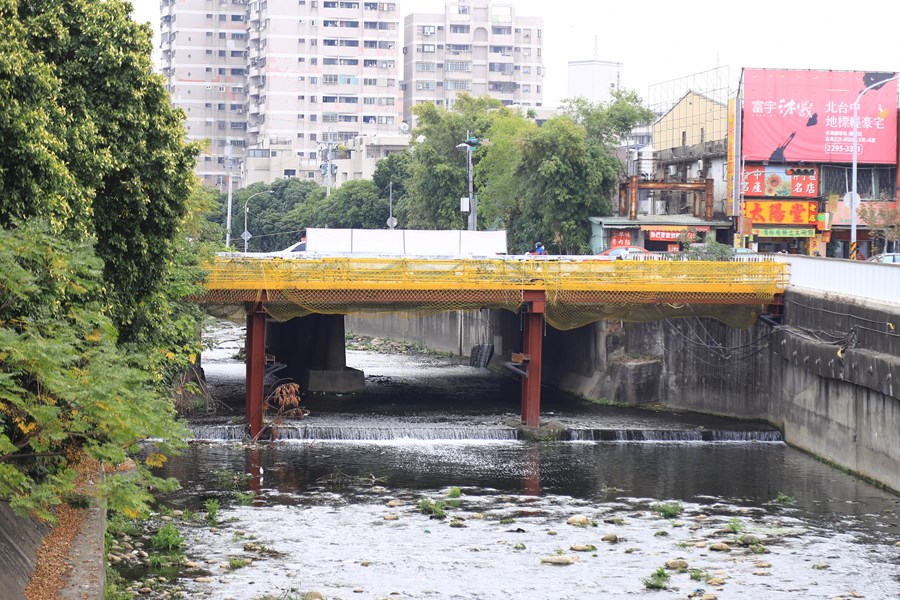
[172,510,184,517]
[603,516,625,525]
[183,561,199,569]
[540,555,579,565]
[160,515,173,522]
[694,542,707,548]
[108,554,122,563]
[601,533,618,543]
[707,577,726,586]
[665,559,689,569]
[740,534,761,546]
[567,515,591,526]
[709,543,731,552]
[752,570,771,576]
[139,587,153,594]
[194,577,214,583]
[570,544,596,552]
[386,500,400,507]
[301,593,325,600]
[383,514,399,521]
[753,561,771,568]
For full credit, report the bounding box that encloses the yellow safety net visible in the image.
[199,256,788,330]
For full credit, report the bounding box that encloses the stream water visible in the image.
[111,322,900,600]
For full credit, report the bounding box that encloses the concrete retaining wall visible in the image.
[0,502,49,600]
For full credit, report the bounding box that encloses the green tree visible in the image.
[561,90,655,148]
[404,95,507,229]
[6,0,200,344]
[515,116,617,255]
[0,0,208,519]
[0,222,186,521]
[373,150,411,227]
[475,111,536,232]
[318,179,388,229]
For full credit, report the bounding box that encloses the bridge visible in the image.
[198,254,788,436]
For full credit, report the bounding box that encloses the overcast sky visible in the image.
[130,0,899,108]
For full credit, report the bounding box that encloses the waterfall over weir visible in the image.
[188,422,784,443]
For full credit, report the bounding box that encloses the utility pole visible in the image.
[320,128,339,197]
[224,146,236,249]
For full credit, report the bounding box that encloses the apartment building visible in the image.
[161,0,402,188]
[402,0,544,125]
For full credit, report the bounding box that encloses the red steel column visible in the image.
[245,304,266,439]
[520,291,545,427]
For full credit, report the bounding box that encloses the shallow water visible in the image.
[114,323,900,599]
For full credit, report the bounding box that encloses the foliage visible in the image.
[515,116,615,254]
[475,112,536,232]
[317,179,388,229]
[372,150,412,215]
[446,486,461,498]
[774,492,795,505]
[205,497,220,524]
[0,222,186,520]
[680,239,736,261]
[652,501,684,519]
[228,557,252,569]
[726,517,743,533]
[858,202,900,252]
[642,567,670,590]
[0,0,201,342]
[224,179,326,252]
[151,523,184,552]
[416,498,447,519]
[403,94,507,229]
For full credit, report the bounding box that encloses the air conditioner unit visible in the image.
[217,86,225,92]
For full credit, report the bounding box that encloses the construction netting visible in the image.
[199,256,788,330]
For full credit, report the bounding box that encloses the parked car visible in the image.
[867,253,900,264]
[597,246,652,259]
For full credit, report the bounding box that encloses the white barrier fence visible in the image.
[770,254,900,307]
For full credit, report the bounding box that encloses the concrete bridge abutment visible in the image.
[265,313,365,395]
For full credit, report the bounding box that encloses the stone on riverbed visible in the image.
[665,559,688,569]
[540,555,579,565]
[566,515,591,526]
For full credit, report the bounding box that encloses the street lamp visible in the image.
[242,190,274,253]
[851,72,899,259]
[456,132,480,231]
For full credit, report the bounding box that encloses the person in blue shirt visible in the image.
[533,242,545,255]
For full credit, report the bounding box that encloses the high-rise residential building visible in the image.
[402,0,544,125]
[161,0,402,188]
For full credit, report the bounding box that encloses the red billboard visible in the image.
[742,69,898,164]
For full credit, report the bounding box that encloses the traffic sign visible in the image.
[386,216,398,229]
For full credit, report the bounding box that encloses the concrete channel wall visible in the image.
[0,503,49,600]
[347,290,900,493]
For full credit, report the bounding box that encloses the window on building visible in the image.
[230,14,244,21]
[419,44,435,53]
[492,26,512,35]
[446,61,470,72]
[416,62,435,72]
[450,25,470,33]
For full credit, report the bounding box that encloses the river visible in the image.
[111,322,900,600]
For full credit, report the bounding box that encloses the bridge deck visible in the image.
[199,256,788,330]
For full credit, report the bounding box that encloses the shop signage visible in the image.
[743,200,817,225]
[752,227,815,238]
[609,230,633,247]
[741,165,819,198]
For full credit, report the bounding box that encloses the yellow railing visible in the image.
[205,256,788,296]
[201,256,788,329]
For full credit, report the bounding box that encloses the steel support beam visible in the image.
[245,304,266,439]
[520,291,545,427]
